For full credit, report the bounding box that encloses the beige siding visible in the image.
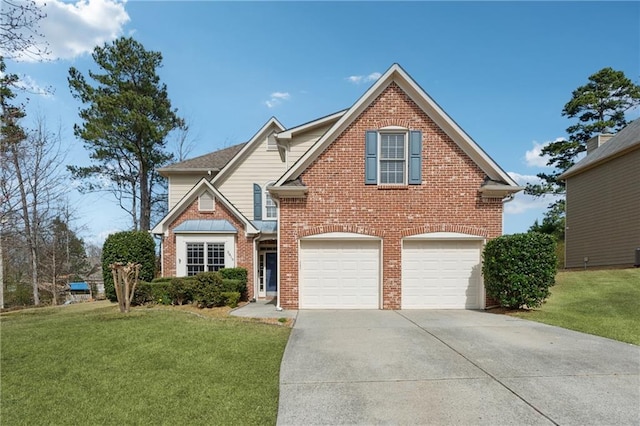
[288,124,333,162]
[215,124,331,220]
[565,149,640,268]
[217,133,288,220]
[168,173,210,209]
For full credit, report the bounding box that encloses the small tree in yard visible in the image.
[110,262,140,313]
[483,233,557,309]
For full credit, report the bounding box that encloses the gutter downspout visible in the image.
[252,236,258,302]
[275,196,283,311]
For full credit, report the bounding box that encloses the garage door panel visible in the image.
[402,240,482,309]
[300,240,380,309]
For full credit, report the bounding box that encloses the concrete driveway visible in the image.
[277,310,640,425]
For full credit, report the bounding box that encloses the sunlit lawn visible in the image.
[1,302,290,425]
[510,268,640,345]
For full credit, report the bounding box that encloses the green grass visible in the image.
[510,268,640,345]
[1,302,290,425]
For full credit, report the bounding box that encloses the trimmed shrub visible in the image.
[133,281,171,306]
[168,277,195,306]
[483,232,557,309]
[102,231,156,302]
[219,267,247,283]
[222,278,244,296]
[219,268,248,300]
[221,291,241,308]
[192,272,224,308]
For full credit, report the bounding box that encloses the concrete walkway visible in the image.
[230,299,298,319]
[277,310,640,425]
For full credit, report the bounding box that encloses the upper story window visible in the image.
[198,191,215,211]
[380,133,406,184]
[264,183,277,220]
[253,182,277,220]
[365,129,422,186]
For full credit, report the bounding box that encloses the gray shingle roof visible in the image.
[560,119,640,179]
[159,142,246,174]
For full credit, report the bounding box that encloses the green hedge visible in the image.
[102,231,156,302]
[128,267,249,308]
[219,268,247,283]
[133,282,171,306]
[483,232,557,309]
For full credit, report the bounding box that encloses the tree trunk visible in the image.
[9,143,39,305]
[139,162,150,231]
[50,234,57,306]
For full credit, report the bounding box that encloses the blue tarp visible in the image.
[69,282,90,291]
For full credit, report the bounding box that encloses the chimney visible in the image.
[586,134,614,155]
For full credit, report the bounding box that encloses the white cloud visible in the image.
[346,72,382,85]
[507,171,542,186]
[16,74,52,98]
[264,91,291,108]
[503,171,562,215]
[13,0,130,62]
[524,137,564,168]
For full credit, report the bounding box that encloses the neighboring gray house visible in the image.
[559,119,640,268]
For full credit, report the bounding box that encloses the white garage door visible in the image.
[299,239,380,309]
[402,240,483,309]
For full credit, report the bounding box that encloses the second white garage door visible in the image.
[402,239,483,309]
[299,239,380,309]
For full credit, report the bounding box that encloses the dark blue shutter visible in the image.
[253,183,262,220]
[408,130,422,185]
[365,131,378,184]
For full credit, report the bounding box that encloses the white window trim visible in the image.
[176,234,235,277]
[263,182,277,221]
[378,130,408,185]
[198,192,215,211]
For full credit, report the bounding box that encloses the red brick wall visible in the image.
[161,196,255,300]
[279,82,503,309]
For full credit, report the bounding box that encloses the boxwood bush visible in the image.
[126,267,249,308]
[483,232,557,309]
[102,231,156,302]
[133,281,171,306]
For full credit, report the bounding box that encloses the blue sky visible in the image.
[5,0,639,244]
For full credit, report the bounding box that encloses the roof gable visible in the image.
[158,142,246,176]
[151,178,258,236]
[210,117,285,186]
[275,63,518,188]
[560,118,640,179]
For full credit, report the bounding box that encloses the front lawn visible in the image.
[509,268,640,345]
[1,302,290,425]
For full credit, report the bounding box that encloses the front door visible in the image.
[265,252,277,295]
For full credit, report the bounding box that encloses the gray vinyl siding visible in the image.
[564,149,640,268]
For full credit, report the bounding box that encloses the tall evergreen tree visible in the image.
[68,37,184,231]
[526,67,640,235]
[528,67,640,198]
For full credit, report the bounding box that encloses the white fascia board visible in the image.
[275,63,518,189]
[276,110,347,140]
[211,117,285,186]
[151,178,259,236]
[397,71,518,187]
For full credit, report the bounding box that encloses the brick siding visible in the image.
[161,196,255,300]
[278,82,503,309]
